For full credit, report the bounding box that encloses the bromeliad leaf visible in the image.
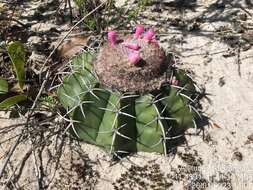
[7,41,26,91]
[0,78,8,94]
[0,94,27,109]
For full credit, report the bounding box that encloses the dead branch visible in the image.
[0,134,23,178]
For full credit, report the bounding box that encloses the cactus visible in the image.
[57,26,201,157]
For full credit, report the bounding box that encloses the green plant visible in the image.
[7,41,26,91]
[39,95,57,111]
[0,41,27,108]
[73,0,151,31]
[0,77,8,94]
[126,0,151,21]
[107,0,151,28]
[73,0,103,30]
[57,26,201,157]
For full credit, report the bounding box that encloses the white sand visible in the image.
[1,0,253,189]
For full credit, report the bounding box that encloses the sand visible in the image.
[0,0,253,189]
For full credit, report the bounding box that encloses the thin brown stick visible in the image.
[4,148,32,189]
[0,133,23,145]
[0,134,23,178]
[68,0,73,24]
[0,124,24,134]
[227,2,253,18]
[236,46,242,77]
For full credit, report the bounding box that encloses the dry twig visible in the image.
[39,1,106,78]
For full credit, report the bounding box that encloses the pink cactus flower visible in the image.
[108,31,117,47]
[171,76,179,86]
[144,28,155,41]
[122,42,140,50]
[134,25,145,38]
[128,52,141,65]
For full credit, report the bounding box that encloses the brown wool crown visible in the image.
[94,27,168,93]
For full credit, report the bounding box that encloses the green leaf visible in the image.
[0,78,8,94]
[0,95,27,108]
[7,41,26,90]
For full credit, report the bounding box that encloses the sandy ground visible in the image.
[1,0,253,189]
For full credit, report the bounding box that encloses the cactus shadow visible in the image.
[166,114,210,155]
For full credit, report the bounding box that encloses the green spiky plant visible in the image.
[57,25,202,157]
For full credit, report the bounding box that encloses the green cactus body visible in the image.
[57,27,201,156]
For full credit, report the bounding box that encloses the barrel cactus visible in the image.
[57,25,201,157]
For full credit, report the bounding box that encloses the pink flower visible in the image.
[128,52,141,65]
[108,31,117,47]
[134,25,144,38]
[122,42,140,50]
[171,76,179,86]
[144,28,155,41]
